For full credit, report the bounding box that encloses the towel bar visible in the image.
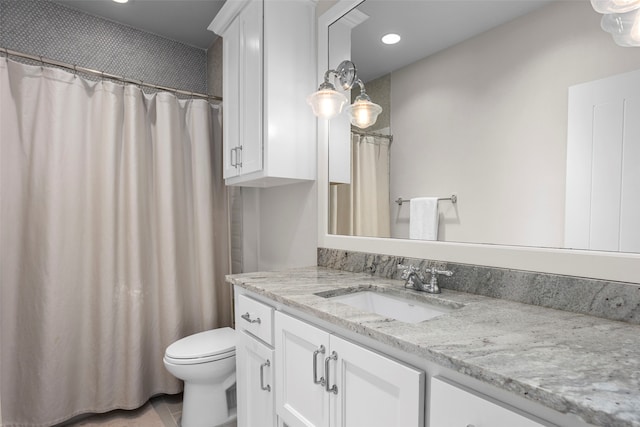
[396,194,457,206]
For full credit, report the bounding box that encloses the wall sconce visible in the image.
[347,79,383,129]
[307,60,382,129]
[591,0,640,46]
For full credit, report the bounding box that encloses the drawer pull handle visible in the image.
[324,351,338,395]
[241,312,261,324]
[313,345,326,386]
[260,359,271,392]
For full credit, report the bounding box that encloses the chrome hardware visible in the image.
[398,264,452,294]
[396,194,457,206]
[313,345,326,386]
[260,359,271,392]
[231,147,237,167]
[398,264,426,290]
[324,351,338,394]
[230,146,243,168]
[241,312,261,324]
[236,145,243,167]
[424,266,453,294]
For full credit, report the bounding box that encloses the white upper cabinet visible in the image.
[210,0,317,187]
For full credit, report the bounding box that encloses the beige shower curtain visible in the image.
[0,58,231,426]
[330,132,391,238]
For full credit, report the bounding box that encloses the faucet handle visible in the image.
[427,266,453,277]
[398,264,422,280]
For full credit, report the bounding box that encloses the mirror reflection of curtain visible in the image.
[330,131,391,238]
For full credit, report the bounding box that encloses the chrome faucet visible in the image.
[398,264,453,294]
[398,264,426,290]
[423,266,453,294]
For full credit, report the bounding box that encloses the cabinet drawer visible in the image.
[236,294,274,345]
[430,377,553,427]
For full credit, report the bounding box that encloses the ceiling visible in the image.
[52,0,554,75]
[348,0,554,82]
[53,0,227,49]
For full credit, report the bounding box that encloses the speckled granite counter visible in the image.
[227,267,640,427]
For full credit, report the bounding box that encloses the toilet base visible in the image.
[181,378,236,427]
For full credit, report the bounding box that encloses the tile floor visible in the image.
[63,394,183,427]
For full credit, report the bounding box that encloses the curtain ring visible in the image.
[39,55,44,70]
[73,64,77,78]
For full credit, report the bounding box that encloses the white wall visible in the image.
[389,1,640,248]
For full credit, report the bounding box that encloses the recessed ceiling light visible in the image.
[113,0,129,3]
[381,33,401,45]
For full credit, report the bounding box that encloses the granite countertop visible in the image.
[227,267,640,427]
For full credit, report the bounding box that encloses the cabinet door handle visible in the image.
[324,351,338,395]
[260,359,271,392]
[241,312,261,324]
[230,147,237,167]
[237,145,243,167]
[313,345,326,386]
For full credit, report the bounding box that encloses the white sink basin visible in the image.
[328,291,452,323]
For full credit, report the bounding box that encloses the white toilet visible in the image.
[163,327,237,427]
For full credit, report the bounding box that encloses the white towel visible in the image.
[409,197,439,240]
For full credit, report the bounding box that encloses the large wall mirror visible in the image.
[316,0,640,283]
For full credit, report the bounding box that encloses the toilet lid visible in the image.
[165,327,236,360]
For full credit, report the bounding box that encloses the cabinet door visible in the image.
[430,377,551,427]
[329,334,425,427]
[222,17,240,179]
[237,0,263,176]
[236,331,275,427]
[275,312,330,427]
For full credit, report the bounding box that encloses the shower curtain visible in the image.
[329,132,391,238]
[0,58,231,426]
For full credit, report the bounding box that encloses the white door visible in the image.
[565,69,640,252]
[275,312,331,427]
[222,17,240,179]
[329,334,424,427]
[429,377,551,427]
[237,0,263,176]
[236,331,275,427]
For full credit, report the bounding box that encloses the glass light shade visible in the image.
[601,9,640,46]
[591,0,640,14]
[307,88,349,119]
[347,96,383,129]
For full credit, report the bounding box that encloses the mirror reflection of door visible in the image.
[565,69,640,252]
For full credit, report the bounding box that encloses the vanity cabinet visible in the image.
[235,294,276,427]
[430,377,551,427]
[274,311,425,427]
[210,0,316,187]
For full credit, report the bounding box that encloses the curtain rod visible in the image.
[351,129,394,143]
[0,47,222,102]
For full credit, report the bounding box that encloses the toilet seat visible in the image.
[165,327,235,365]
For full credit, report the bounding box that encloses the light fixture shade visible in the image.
[591,0,640,14]
[347,94,383,129]
[307,88,349,119]
[601,9,640,46]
